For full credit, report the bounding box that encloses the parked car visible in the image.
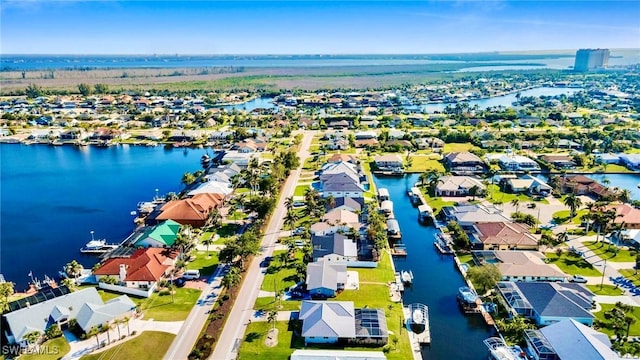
[569,275,588,283]
[173,277,186,287]
[294,240,305,248]
[260,256,272,268]
[292,227,306,236]
[182,269,201,280]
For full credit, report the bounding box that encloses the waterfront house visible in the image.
[620,154,640,170]
[441,204,512,227]
[221,151,259,168]
[355,138,380,149]
[2,287,135,346]
[133,220,181,248]
[539,155,577,169]
[557,175,616,199]
[155,193,224,227]
[415,137,444,151]
[496,282,594,326]
[311,233,358,262]
[354,131,377,140]
[299,301,388,346]
[322,209,360,227]
[469,222,539,250]
[472,251,565,282]
[503,174,552,196]
[325,197,364,213]
[444,152,486,175]
[290,350,386,360]
[604,204,640,229]
[322,176,365,199]
[373,155,403,169]
[496,154,540,172]
[187,181,233,197]
[320,161,365,183]
[306,261,348,298]
[327,154,358,164]
[524,319,619,360]
[93,248,178,297]
[435,176,486,197]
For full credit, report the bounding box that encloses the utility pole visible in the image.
[600,259,607,290]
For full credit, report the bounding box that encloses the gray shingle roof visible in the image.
[299,301,355,338]
[514,282,594,320]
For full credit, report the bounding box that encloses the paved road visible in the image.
[163,263,229,360]
[209,131,314,360]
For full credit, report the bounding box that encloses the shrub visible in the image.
[131,330,137,336]
[221,294,230,301]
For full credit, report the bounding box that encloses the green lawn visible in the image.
[457,253,475,266]
[618,269,640,287]
[407,158,445,173]
[544,252,601,276]
[587,284,625,296]
[486,185,549,205]
[552,209,587,225]
[238,321,300,359]
[254,296,302,312]
[417,190,456,213]
[21,336,70,360]
[443,143,480,153]
[357,251,395,283]
[187,250,219,276]
[261,250,303,293]
[80,331,175,360]
[229,211,248,220]
[294,184,310,197]
[582,241,639,263]
[140,288,202,321]
[594,304,640,337]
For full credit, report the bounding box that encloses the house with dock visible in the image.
[468,222,540,250]
[133,219,181,248]
[435,176,486,197]
[306,261,348,298]
[496,282,595,326]
[311,233,358,263]
[299,300,388,346]
[444,152,486,175]
[472,251,565,282]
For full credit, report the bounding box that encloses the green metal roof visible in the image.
[135,220,181,247]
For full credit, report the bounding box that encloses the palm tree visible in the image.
[102,322,112,344]
[425,170,443,197]
[510,199,520,214]
[418,172,429,187]
[267,309,278,330]
[181,172,196,187]
[0,282,15,313]
[325,195,336,210]
[222,268,241,289]
[469,185,480,201]
[618,189,632,203]
[87,326,101,347]
[563,193,583,219]
[123,316,131,336]
[61,278,77,291]
[284,196,294,212]
[284,210,299,231]
[65,260,83,281]
[24,331,42,350]
[201,236,214,256]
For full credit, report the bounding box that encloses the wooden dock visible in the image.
[390,245,408,256]
[453,254,496,327]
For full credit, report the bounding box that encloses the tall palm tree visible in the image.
[201,236,215,256]
[325,195,336,210]
[284,210,299,231]
[510,199,520,214]
[267,309,278,330]
[469,185,480,201]
[563,193,583,219]
[284,196,294,212]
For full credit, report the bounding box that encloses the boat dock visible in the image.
[390,245,408,257]
[434,232,454,255]
[453,255,496,327]
[404,304,431,356]
[412,187,436,224]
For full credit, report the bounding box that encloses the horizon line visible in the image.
[3,48,639,57]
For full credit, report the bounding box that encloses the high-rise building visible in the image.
[574,49,610,72]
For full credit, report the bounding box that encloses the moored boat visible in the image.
[80,239,118,254]
[401,270,414,284]
[483,337,527,360]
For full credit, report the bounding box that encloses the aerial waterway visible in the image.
[374,174,492,360]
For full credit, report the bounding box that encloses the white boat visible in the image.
[80,239,118,254]
[412,309,424,324]
[401,270,414,284]
[484,337,526,360]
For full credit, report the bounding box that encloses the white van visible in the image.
[182,270,200,280]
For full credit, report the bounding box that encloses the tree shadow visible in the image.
[244,331,261,343]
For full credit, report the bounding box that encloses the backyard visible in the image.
[594,304,640,337]
[95,287,201,322]
[80,331,175,360]
[583,241,638,263]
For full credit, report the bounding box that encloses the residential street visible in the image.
[209,131,314,360]
[163,264,229,360]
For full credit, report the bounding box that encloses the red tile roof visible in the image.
[156,193,223,225]
[473,222,539,247]
[606,204,640,226]
[94,248,178,282]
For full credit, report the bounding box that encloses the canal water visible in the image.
[373,174,492,360]
[0,144,206,289]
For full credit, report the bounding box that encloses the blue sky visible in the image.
[1,1,639,54]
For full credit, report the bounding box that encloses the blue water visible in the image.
[220,97,277,112]
[419,87,582,113]
[588,173,640,200]
[0,144,206,289]
[373,174,492,360]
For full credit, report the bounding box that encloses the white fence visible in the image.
[98,283,155,298]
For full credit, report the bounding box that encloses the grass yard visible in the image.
[544,252,601,276]
[21,336,70,360]
[594,304,640,337]
[486,185,548,205]
[260,250,304,293]
[582,241,639,263]
[457,253,475,266]
[407,157,445,173]
[188,250,219,276]
[238,321,300,359]
[443,143,480,153]
[552,209,587,225]
[618,269,640,287]
[587,284,625,296]
[140,287,202,321]
[80,331,175,360]
[294,184,310,197]
[357,251,395,283]
[254,296,302,312]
